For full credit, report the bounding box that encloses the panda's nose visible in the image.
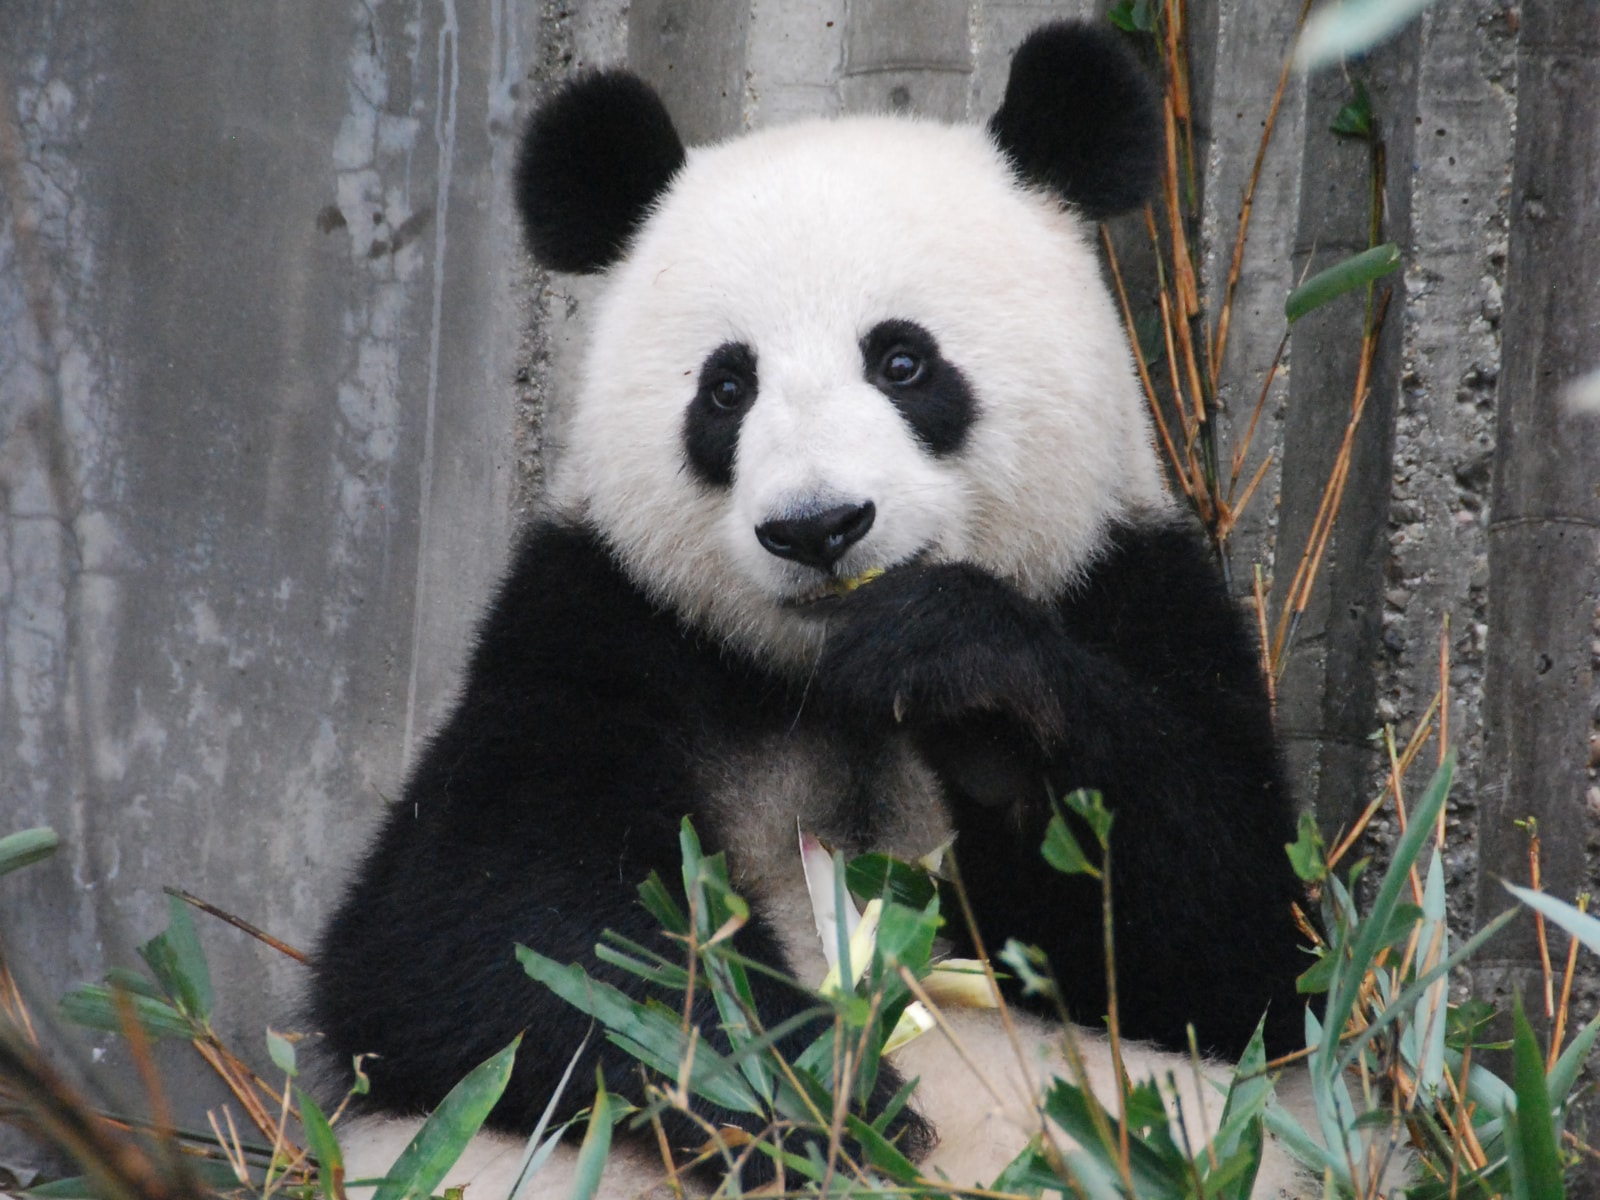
[755,501,876,570]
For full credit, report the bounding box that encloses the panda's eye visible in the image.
[709,374,747,410]
[881,348,923,386]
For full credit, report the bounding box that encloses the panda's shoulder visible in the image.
[1062,516,1261,681]
[464,521,704,688]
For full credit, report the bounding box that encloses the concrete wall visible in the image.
[2,0,1596,1177]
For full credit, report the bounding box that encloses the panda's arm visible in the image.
[309,524,929,1172]
[811,521,1309,1058]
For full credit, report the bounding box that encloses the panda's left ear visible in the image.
[988,22,1162,220]
[516,71,686,273]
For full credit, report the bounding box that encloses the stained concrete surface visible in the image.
[2,0,1596,1181]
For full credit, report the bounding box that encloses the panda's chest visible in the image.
[700,729,951,984]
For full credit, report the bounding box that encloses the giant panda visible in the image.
[312,20,1317,1197]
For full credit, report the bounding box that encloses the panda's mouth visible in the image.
[788,567,886,607]
[782,552,930,610]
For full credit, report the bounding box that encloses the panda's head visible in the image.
[518,22,1169,663]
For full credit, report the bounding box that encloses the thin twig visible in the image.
[164,889,308,965]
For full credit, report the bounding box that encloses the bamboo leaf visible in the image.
[1285,811,1328,883]
[267,1030,298,1078]
[1041,812,1098,879]
[517,946,764,1115]
[636,871,688,937]
[568,1074,613,1200]
[1320,752,1453,1070]
[1285,243,1400,322]
[1408,849,1449,1098]
[843,1113,920,1185]
[137,894,214,1023]
[1506,994,1565,1200]
[1505,884,1600,958]
[371,1035,520,1200]
[0,828,59,878]
[296,1088,345,1200]
[1330,81,1374,138]
[846,852,937,912]
[1549,1012,1600,1108]
[1297,0,1439,71]
[58,985,194,1041]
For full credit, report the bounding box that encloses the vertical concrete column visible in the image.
[841,0,972,120]
[0,0,539,1147]
[1473,1,1600,974]
[1272,32,1418,831]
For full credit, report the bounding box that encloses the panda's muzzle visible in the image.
[755,501,875,570]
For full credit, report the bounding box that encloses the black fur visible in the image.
[515,71,686,273]
[683,341,758,487]
[988,22,1162,219]
[311,519,1309,1181]
[860,320,978,456]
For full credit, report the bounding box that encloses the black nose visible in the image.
[755,501,876,570]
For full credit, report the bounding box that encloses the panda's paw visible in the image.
[813,562,1065,742]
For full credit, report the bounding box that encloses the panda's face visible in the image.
[550,116,1167,663]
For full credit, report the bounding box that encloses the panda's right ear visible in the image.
[515,71,686,274]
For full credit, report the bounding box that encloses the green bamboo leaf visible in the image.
[508,1032,592,1200]
[1297,0,1438,71]
[1549,1012,1600,1109]
[845,853,938,911]
[842,1113,921,1184]
[1285,243,1401,323]
[1320,752,1453,1072]
[1041,1079,1178,1195]
[1409,849,1449,1098]
[1041,812,1098,879]
[593,939,689,991]
[295,1088,344,1200]
[1285,811,1328,883]
[990,1144,1062,1195]
[137,894,213,1022]
[1339,905,1517,1076]
[59,985,194,1041]
[568,1075,613,1200]
[1061,789,1113,846]
[1107,0,1157,34]
[371,1035,520,1200]
[1209,1019,1269,1199]
[0,828,59,877]
[267,1030,298,1078]
[1330,81,1374,138]
[999,939,1055,998]
[1505,884,1600,958]
[1507,994,1566,1200]
[20,1179,102,1199]
[1510,998,1561,1200]
[635,871,689,937]
[101,968,166,1001]
[517,946,763,1115]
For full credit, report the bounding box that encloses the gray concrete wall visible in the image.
[2,0,1596,1177]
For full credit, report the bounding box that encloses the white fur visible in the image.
[547,115,1170,665]
[339,1013,1321,1198]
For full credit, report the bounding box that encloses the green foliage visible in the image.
[1108,0,1157,34]
[1330,81,1375,140]
[1284,243,1401,323]
[18,767,1600,1200]
[0,827,59,878]
[368,1036,520,1200]
[1285,811,1329,884]
[1297,0,1441,72]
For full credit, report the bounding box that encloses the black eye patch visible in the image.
[683,341,758,487]
[860,320,976,455]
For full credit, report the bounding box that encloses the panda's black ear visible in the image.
[988,22,1161,220]
[516,71,686,273]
